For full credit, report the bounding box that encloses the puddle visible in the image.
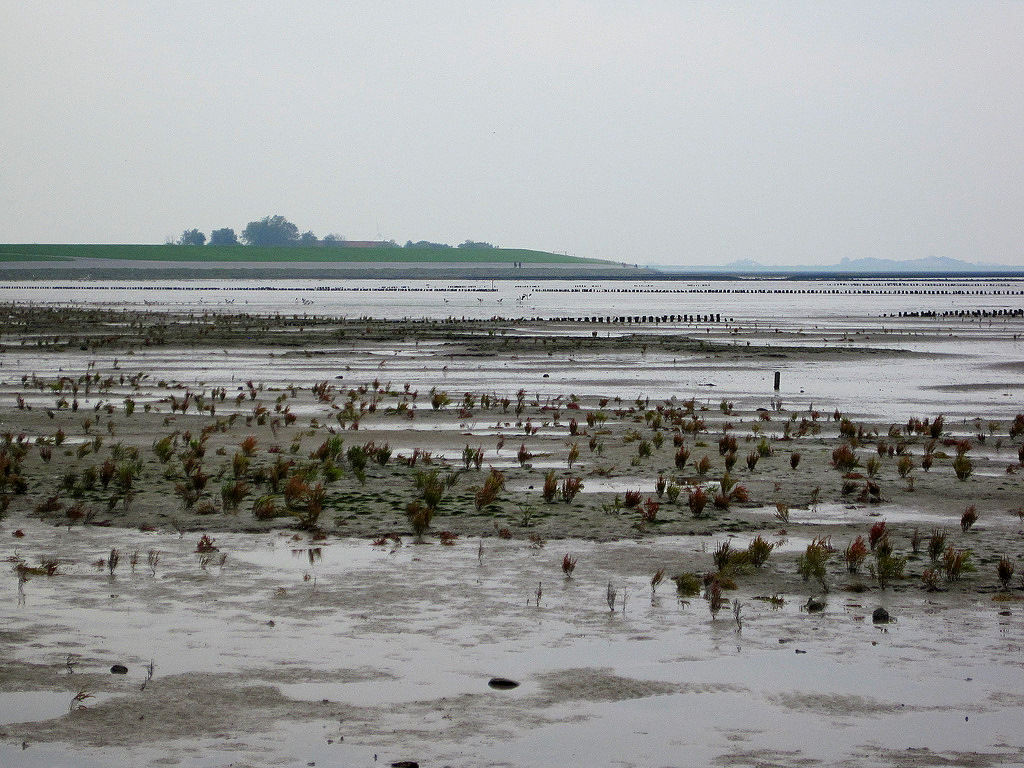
[0,690,123,728]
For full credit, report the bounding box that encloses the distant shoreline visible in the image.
[1,265,1022,281]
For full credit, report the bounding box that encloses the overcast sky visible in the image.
[2,2,1022,266]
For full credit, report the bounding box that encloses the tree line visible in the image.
[174,215,494,250]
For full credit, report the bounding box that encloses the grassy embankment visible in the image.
[0,244,605,265]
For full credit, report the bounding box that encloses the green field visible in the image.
[0,244,606,265]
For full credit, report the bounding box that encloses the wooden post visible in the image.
[774,371,781,391]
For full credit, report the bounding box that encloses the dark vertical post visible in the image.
[774,371,781,391]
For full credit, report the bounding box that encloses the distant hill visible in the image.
[0,243,654,279]
[0,243,603,265]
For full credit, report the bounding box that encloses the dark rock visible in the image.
[391,762,419,768]
[872,607,891,624]
[110,664,128,674]
[488,677,520,690]
[804,597,826,613]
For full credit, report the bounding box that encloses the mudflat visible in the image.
[2,306,1023,767]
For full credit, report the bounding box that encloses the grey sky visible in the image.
[2,2,1021,266]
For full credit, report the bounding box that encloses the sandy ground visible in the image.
[1,308,1023,767]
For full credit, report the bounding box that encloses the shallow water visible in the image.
[2,276,1024,423]
[2,517,1024,767]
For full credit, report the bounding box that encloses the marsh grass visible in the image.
[961,505,979,532]
[688,486,709,518]
[943,546,973,581]
[831,443,859,471]
[474,468,505,510]
[537,470,557,503]
[928,528,947,563]
[747,535,775,567]
[605,582,617,611]
[666,481,681,504]
[704,575,727,620]
[797,537,834,592]
[844,536,869,573]
[672,572,702,597]
[561,553,577,578]
[868,521,888,550]
[870,547,907,589]
[69,688,93,713]
[559,476,584,503]
[997,556,1015,589]
[953,453,974,481]
[567,442,580,469]
[651,568,666,597]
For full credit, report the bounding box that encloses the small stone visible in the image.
[487,677,520,690]
[391,762,419,768]
[110,664,128,674]
[872,607,891,624]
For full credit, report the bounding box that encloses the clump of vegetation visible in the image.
[623,489,643,509]
[952,452,974,481]
[665,481,681,504]
[474,468,505,511]
[797,537,834,592]
[997,556,1015,589]
[542,470,558,503]
[406,500,433,542]
[517,443,533,468]
[831,443,859,471]
[567,442,580,469]
[870,540,906,589]
[462,444,484,471]
[640,497,660,524]
[560,476,584,503]
[746,535,775,568]
[844,536,869,573]
[674,445,690,470]
[650,569,666,597]
[868,521,888,550]
[284,477,327,531]
[712,540,734,573]
[942,545,973,582]
[713,473,748,510]
[704,575,728,620]
[961,505,979,532]
[688,486,709,518]
[774,502,790,525]
[220,478,250,514]
[897,455,914,478]
[672,572,702,597]
[562,553,577,578]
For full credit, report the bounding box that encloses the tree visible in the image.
[299,230,319,246]
[241,215,300,246]
[457,240,494,249]
[177,228,206,246]
[322,233,346,246]
[209,227,238,246]
[406,240,452,249]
